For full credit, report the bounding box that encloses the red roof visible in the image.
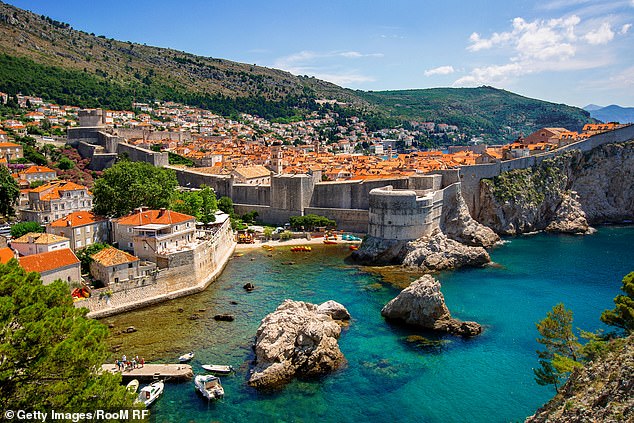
[24,165,55,174]
[49,211,106,228]
[0,247,15,264]
[18,248,80,273]
[116,209,194,226]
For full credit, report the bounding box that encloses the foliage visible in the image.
[170,186,217,224]
[22,144,48,166]
[92,160,178,217]
[263,226,274,239]
[279,230,293,241]
[9,221,44,238]
[75,243,109,274]
[218,196,234,216]
[0,260,135,412]
[0,165,19,216]
[289,214,336,231]
[241,210,259,224]
[57,156,75,170]
[534,303,582,392]
[601,271,634,333]
[199,186,218,224]
[168,151,194,166]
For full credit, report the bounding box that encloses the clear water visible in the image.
[104,226,634,423]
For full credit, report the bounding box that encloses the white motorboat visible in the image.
[126,379,139,393]
[179,351,195,362]
[201,364,234,375]
[194,375,224,400]
[136,380,164,407]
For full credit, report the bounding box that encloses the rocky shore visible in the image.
[381,275,482,337]
[248,300,350,389]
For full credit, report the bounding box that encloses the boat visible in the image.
[349,245,359,251]
[126,379,139,393]
[179,352,195,362]
[291,245,311,252]
[201,364,234,375]
[323,239,338,245]
[136,381,164,407]
[194,374,224,400]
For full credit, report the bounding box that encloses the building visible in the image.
[16,165,57,185]
[112,209,196,261]
[47,211,109,251]
[523,128,569,145]
[11,232,70,256]
[20,180,93,224]
[231,165,271,185]
[89,246,156,285]
[0,142,23,161]
[0,247,16,264]
[18,248,81,285]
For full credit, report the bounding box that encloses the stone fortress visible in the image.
[69,109,634,237]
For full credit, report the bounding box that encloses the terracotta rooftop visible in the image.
[12,232,69,245]
[116,209,195,226]
[232,165,271,179]
[91,246,139,267]
[0,247,15,264]
[49,211,107,228]
[23,165,56,174]
[18,248,79,273]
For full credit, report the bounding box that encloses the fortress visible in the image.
[69,110,634,235]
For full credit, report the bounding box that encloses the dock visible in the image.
[102,363,193,381]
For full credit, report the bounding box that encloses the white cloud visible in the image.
[620,23,632,34]
[424,65,455,76]
[584,22,615,44]
[458,14,622,87]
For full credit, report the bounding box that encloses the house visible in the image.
[231,165,271,185]
[0,142,23,161]
[16,165,57,185]
[112,208,196,262]
[524,128,570,145]
[11,232,70,256]
[89,246,156,285]
[0,247,16,264]
[20,180,93,224]
[18,248,81,285]
[47,211,109,251]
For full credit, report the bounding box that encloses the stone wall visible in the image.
[231,184,270,206]
[168,166,234,198]
[117,143,169,167]
[80,218,236,318]
[304,207,369,233]
[310,177,409,209]
[114,128,192,143]
[367,185,442,241]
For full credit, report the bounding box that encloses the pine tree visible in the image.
[601,271,634,333]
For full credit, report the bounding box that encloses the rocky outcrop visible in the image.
[478,141,634,235]
[248,300,349,389]
[526,335,633,423]
[402,232,491,272]
[381,275,482,337]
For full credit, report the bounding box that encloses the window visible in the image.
[86,226,90,233]
[76,240,82,248]
[75,228,81,235]
[127,227,132,233]
[128,242,133,248]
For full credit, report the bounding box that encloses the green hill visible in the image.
[0,1,595,141]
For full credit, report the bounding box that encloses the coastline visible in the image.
[234,235,363,251]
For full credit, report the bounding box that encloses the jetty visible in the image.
[102,363,193,381]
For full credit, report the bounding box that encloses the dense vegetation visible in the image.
[0,164,19,217]
[289,214,336,231]
[9,221,44,238]
[0,260,135,412]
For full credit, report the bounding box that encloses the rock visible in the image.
[351,236,409,265]
[230,300,239,305]
[243,282,255,292]
[402,232,491,272]
[122,326,137,333]
[317,300,351,320]
[108,323,115,329]
[188,314,200,320]
[214,313,235,321]
[248,299,349,389]
[545,191,590,234]
[381,275,482,337]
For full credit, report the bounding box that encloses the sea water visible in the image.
[104,226,634,423]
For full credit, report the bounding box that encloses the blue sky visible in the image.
[8,0,634,107]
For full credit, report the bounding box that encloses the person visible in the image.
[140,357,145,368]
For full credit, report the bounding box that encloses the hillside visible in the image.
[361,87,595,142]
[585,104,634,124]
[0,1,595,140]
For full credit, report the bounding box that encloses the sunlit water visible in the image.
[104,226,634,423]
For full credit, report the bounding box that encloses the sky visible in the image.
[7,0,634,107]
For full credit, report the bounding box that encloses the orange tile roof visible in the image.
[18,248,79,273]
[24,165,55,174]
[49,211,106,228]
[0,142,21,147]
[0,247,15,264]
[116,209,195,226]
[91,246,138,267]
[12,232,69,245]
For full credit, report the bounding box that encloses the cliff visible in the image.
[525,335,633,422]
[477,141,634,235]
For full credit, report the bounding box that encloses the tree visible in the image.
[92,160,178,217]
[218,196,234,216]
[0,165,19,216]
[75,242,109,274]
[533,303,582,392]
[601,271,634,333]
[171,190,203,219]
[199,185,217,224]
[57,156,75,170]
[0,260,135,412]
[10,221,44,238]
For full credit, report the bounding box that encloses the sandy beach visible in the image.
[234,235,362,251]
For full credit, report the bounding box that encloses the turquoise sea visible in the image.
[105,226,634,423]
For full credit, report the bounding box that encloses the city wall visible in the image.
[81,219,235,319]
[114,128,192,143]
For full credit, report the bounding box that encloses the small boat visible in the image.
[201,364,234,375]
[323,239,337,245]
[194,374,224,400]
[179,352,195,362]
[136,381,164,407]
[126,379,139,393]
[291,245,311,252]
